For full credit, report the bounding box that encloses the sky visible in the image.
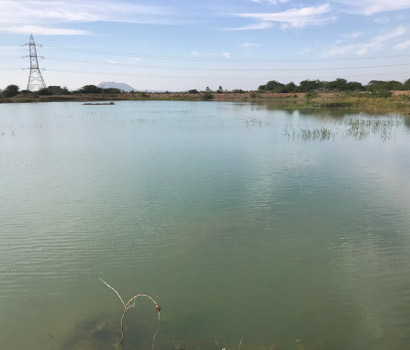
[1,0,410,91]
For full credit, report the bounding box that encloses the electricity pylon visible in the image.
[23,34,46,91]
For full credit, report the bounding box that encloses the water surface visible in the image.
[1,101,410,350]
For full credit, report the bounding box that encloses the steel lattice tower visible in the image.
[24,34,46,91]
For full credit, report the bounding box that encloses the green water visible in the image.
[0,101,410,350]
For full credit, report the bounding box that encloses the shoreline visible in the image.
[1,91,410,116]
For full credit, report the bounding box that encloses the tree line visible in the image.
[2,78,410,98]
[0,84,123,98]
[257,78,410,93]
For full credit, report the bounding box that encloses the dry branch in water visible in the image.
[99,278,161,348]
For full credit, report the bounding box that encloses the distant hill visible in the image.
[98,82,136,92]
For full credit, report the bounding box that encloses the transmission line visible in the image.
[44,44,410,63]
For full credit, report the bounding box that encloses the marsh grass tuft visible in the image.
[343,118,397,140]
[300,127,335,141]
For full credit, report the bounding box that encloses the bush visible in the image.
[2,84,19,97]
[201,91,214,100]
[79,85,102,94]
[368,89,392,98]
[38,86,70,95]
[305,91,318,99]
[403,78,410,90]
[102,88,122,94]
[188,89,199,94]
[231,89,246,93]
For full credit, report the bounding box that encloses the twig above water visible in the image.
[99,278,161,348]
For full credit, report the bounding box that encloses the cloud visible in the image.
[190,51,201,56]
[355,25,407,55]
[342,32,364,39]
[240,43,259,47]
[0,0,171,26]
[2,25,89,35]
[232,4,335,29]
[222,52,231,59]
[226,22,273,31]
[250,0,290,4]
[324,44,356,56]
[394,40,410,50]
[334,0,410,15]
[323,25,408,56]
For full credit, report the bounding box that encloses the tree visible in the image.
[258,80,285,92]
[217,85,223,93]
[2,84,19,97]
[80,85,102,94]
[282,82,298,93]
[298,80,325,92]
[325,78,348,91]
[102,88,122,93]
[366,80,403,91]
[345,81,365,91]
[404,78,410,90]
[38,85,70,95]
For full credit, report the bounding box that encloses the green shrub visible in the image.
[2,84,19,97]
[369,89,392,98]
[201,91,214,100]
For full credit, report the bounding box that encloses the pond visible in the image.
[0,101,410,350]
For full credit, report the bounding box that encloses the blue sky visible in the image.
[1,0,410,91]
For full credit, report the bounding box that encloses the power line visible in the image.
[45,68,410,80]
[41,57,410,72]
[44,44,410,63]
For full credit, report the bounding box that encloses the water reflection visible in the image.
[404,116,410,129]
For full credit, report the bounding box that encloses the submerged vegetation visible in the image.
[62,279,324,350]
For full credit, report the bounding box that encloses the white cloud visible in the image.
[226,22,273,31]
[250,0,290,4]
[323,25,408,56]
[373,17,390,24]
[355,25,407,55]
[240,43,258,47]
[190,51,201,56]
[222,52,231,59]
[324,44,356,56]
[334,0,410,15]
[394,40,410,50]
[0,0,171,25]
[233,4,335,29]
[342,32,363,39]
[2,25,89,36]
